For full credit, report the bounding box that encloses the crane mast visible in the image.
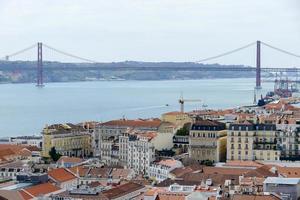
[179,95,202,113]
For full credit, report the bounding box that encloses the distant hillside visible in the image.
[0,61,259,83]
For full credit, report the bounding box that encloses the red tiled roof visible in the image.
[89,167,112,178]
[244,165,276,178]
[224,161,263,168]
[57,156,83,164]
[156,193,187,200]
[203,167,251,176]
[101,119,161,128]
[48,168,77,183]
[19,190,33,200]
[278,167,300,178]
[19,182,61,200]
[68,166,89,177]
[232,194,281,200]
[0,190,24,200]
[0,149,16,161]
[102,182,144,199]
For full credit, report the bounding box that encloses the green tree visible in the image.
[49,147,62,162]
[176,126,189,136]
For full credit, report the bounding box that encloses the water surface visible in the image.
[0,79,273,136]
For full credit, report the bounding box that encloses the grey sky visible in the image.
[0,0,299,67]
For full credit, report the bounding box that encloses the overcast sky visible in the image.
[0,0,299,67]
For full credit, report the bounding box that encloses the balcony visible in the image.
[190,144,217,149]
[253,145,279,150]
[173,136,189,144]
[280,153,300,161]
[254,139,277,145]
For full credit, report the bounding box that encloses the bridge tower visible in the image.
[37,42,44,87]
[255,40,261,89]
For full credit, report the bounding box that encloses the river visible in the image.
[0,78,273,136]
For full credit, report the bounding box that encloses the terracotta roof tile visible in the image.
[244,165,276,178]
[232,194,281,200]
[156,193,187,200]
[48,168,77,183]
[19,190,33,200]
[20,182,61,200]
[101,119,161,128]
[203,167,251,176]
[89,167,112,179]
[68,166,89,177]
[102,182,144,199]
[278,167,300,178]
[57,156,83,164]
[0,190,24,200]
[224,161,263,168]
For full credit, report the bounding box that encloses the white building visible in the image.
[120,132,156,175]
[149,159,183,183]
[94,119,161,157]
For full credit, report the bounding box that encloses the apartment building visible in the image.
[277,125,300,161]
[42,123,92,158]
[119,132,156,175]
[227,122,280,161]
[94,118,161,157]
[189,119,227,163]
[149,159,183,183]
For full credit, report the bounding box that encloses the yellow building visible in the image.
[42,123,92,158]
[189,119,227,163]
[227,122,280,161]
[161,111,192,127]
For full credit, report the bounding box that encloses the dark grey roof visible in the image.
[191,120,225,131]
[229,123,276,131]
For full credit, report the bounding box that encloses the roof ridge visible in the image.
[20,188,35,198]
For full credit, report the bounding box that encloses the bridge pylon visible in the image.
[255,40,262,89]
[36,42,44,87]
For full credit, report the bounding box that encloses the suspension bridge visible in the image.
[0,40,300,87]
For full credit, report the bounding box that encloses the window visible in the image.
[231,144,234,149]
[238,132,241,136]
[238,144,241,149]
[231,132,234,136]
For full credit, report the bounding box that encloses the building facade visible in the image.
[161,111,192,126]
[119,133,155,175]
[94,119,161,157]
[148,159,183,183]
[227,123,280,161]
[42,123,92,158]
[277,125,300,161]
[189,119,227,163]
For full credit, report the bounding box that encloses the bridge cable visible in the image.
[0,43,37,60]
[261,41,300,59]
[195,41,256,63]
[43,44,99,63]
